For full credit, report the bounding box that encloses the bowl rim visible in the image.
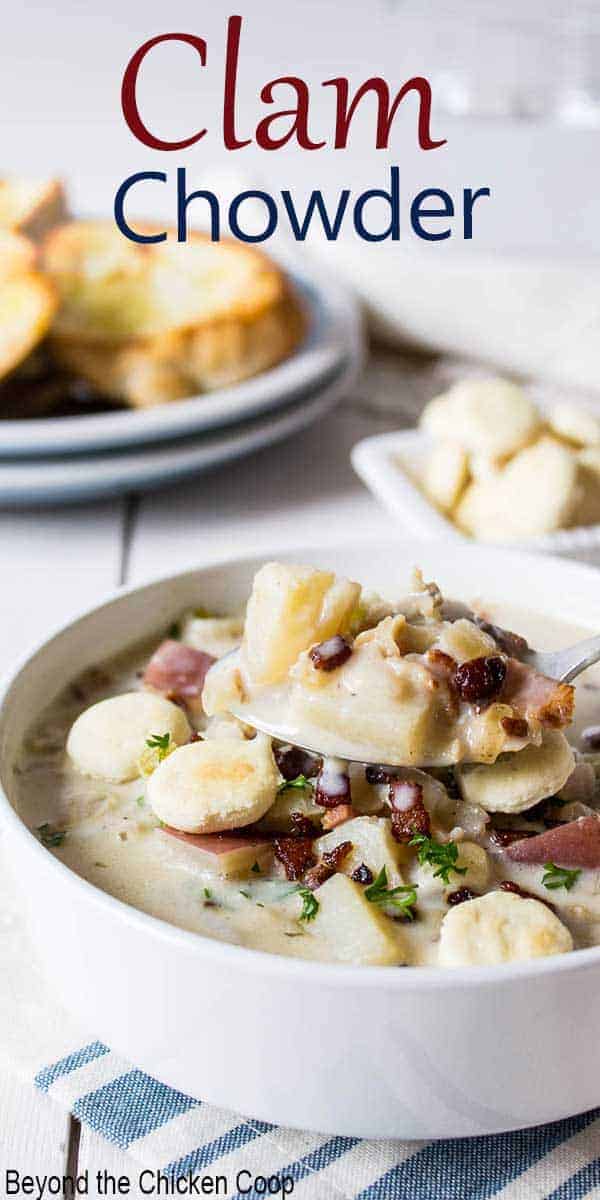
[4,538,600,992]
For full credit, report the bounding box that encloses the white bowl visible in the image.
[2,541,600,1140]
[352,430,600,565]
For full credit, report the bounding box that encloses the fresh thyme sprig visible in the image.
[277,774,313,796]
[364,866,418,920]
[286,884,319,921]
[542,862,581,891]
[409,834,467,885]
[145,732,172,761]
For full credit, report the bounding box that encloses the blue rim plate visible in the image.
[0,352,359,507]
[0,266,360,459]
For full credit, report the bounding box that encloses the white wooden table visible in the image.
[0,349,424,1188]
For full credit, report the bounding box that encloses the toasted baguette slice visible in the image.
[0,178,66,242]
[43,222,305,404]
[0,231,37,279]
[0,272,57,383]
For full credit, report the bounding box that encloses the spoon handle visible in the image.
[526,633,600,684]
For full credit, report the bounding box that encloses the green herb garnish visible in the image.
[145,732,172,761]
[239,889,250,899]
[409,835,467,885]
[542,862,581,891]
[251,861,261,874]
[167,622,180,639]
[364,866,418,920]
[277,774,313,795]
[36,823,66,849]
[203,887,212,900]
[286,885,319,922]
[135,795,145,808]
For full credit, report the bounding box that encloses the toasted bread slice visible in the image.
[50,285,304,406]
[0,271,57,383]
[0,178,66,242]
[43,221,305,404]
[0,231,37,279]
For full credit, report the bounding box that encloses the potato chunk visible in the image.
[438,890,573,966]
[146,734,279,833]
[316,816,406,885]
[243,562,360,685]
[457,730,574,814]
[67,692,190,783]
[307,873,406,965]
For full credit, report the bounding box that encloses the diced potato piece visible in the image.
[316,816,407,885]
[289,647,457,766]
[157,827,273,878]
[457,729,574,814]
[423,441,469,513]
[421,377,540,460]
[243,562,360,685]
[548,402,600,448]
[433,618,498,663]
[438,890,573,966]
[415,841,490,898]
[181,614,243,659]
[308,873,407,965]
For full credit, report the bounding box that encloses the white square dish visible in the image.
[352,429,600,564]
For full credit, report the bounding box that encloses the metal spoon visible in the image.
[219,632,600,768]
[523,634,600,684]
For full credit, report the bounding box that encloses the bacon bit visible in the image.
[189,731,203,743]
[500,659,575,730]
[273,836,315,881]
[321,804,355,831]
[352,863,374,885]
[506,815,600,868]
[489,828,538,848]
[304,841,353,890]
[499,879,556,913]
[453,656,507,704]
[501,716,529,739]
[316,760,351,808]
[289,811,316,838]
[309,635,352,672]
[273,744,321,781]
[447,888,477,906]
[389,780,431,843]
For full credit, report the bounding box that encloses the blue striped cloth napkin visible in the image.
[3,841,600,1199]
[31,1039,600,1198]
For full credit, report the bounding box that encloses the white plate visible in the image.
[352,428,600,564]
[0,268,360,457]
[0,360,357,506]
[2,541,600,1138]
